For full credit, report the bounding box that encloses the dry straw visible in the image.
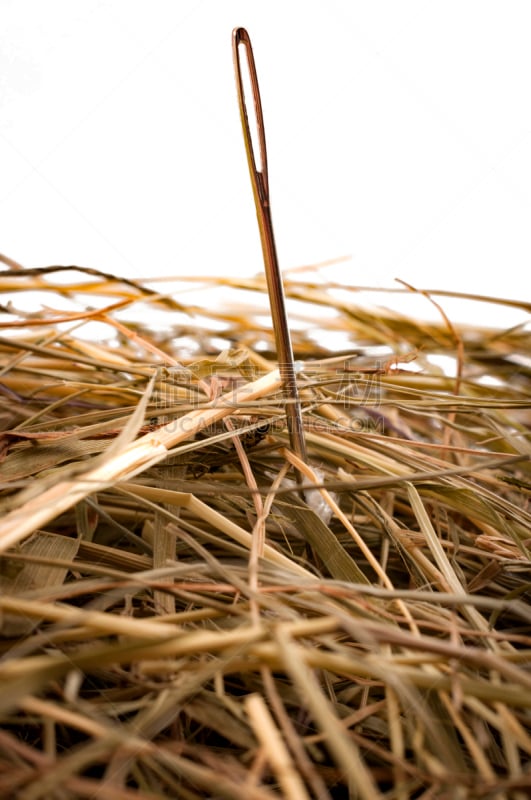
[0,253,529,798]
[1,25,531,800]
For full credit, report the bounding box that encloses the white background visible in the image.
[1,1,530,327]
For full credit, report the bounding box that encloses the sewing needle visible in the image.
[232,27,308,470]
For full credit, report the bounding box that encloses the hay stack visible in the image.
[0,262,530,799]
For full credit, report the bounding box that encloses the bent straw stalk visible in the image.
[0,368,283,553]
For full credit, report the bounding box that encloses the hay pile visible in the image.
[0,261,530,799]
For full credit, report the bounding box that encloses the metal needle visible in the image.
[232,27,307,469]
